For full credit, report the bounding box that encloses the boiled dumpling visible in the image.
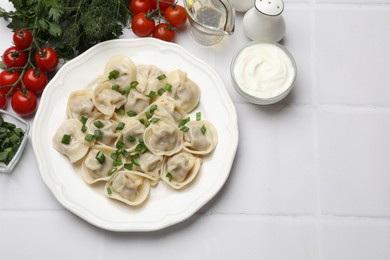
[161,151,202,189]
[165,70,200,113]
[183,120,217,155]
[138,152,164,186]
[150,95,187,123]
[120,117,146,151]
[93,83,127,117]
[105,170,151,206]
[135,64,166,95]
[124,90,150,115]
[85,113,120,146]
[143,119,183,156]
[66,89,97,119]
[53,119,91,163]
[81,145,116,184]
[100,55,137,92]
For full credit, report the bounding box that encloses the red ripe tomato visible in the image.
[0,70,21,95]
[11,90,38,117]
[13,29,33,50]
[2,46,28,68]
[130,0,153,14]
[131,13,155,37]
[152,0,174,13]
[34,47,59,72]
[0,92,6,110]
[152,23,175,42]
[164,5,187,28]
[22,68,48,94]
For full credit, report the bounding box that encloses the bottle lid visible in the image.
[255,0,284,16]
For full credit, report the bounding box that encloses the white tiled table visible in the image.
[1,0,390,259]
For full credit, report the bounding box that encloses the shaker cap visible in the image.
[255,0,284,16]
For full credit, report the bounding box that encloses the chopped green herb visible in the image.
[196,112,201,121]
[110,152,119,161]
[107,187,112,195]
[61,134,71,145]
[94,121,105,129]
[157,88,166,96]
[127,110,137,117]
[116,122,125,131]
[166,172,173,182]
[121,85,132,95]
[122,149,130,159]
[113,160,122,167]
[84,134,94,142]
[116,141,125,150]
[117,106,125,115]
[180,126,190,132]
[81,125,87,133]
[124,163,133,170]
[149,104,158,113]
[108,168,118,176]
[131,81,139,89]
[145,111,152,119]
[95,151,106,164]
[80,116,88,125]
[94,130,103,141]
[157,74,166,80]
[111,84,120,91]
[108,70,120,80]
[147,91,157,99]
[126,135,136,143]
[165,83,172,92]
[135,143,148,154]
[150,118,160,124]
[178,117,190,127]
[201,125,207,135]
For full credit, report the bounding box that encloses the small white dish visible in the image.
[0,109,29,173]
[231,41,297,105]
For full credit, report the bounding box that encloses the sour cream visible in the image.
[231,42,296,104]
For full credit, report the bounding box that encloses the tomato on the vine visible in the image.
[152,23,175,42]
[164,5,187,28]
[131,13,155,37]
[22,68,48,94]
[0,92,6,110]
[34,47,59,72]
[130,0,153,14]
[151,0,174,13]
[2,46,28,68]
[0,70,21,95]
[13,29,33,50]
[11,90,37,117]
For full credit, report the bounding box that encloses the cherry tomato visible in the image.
[131,13,155,37]
[13,29,33,50]
[2,46,28,68]
[0,92,6,110]
[152,0,174,13]
[164,5,187,28]
[130,0,153,14]
[152,23,175,42]
[22,68,48,94]
[0,70,21,95]
[34,47,59,72]
[11,90,38,117]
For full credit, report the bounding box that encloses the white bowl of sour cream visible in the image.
[231,41,297,105]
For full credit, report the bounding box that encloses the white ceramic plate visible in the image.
[32,39,238,232]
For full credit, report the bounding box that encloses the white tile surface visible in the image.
[1,1,390,259]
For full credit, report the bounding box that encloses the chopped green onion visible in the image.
[108,70,120,80]
[157,88,166,96]
[84,134,94,142]
[150,117,160,124]
[132,158,140,166]
[145,111,152,119]
[95,151,106,164]
[165,83,172,92]
[144,120,150,127]
[122,149,130,159]
[94,121,105,129]
[178,117,190,127]
[126,135,136,143]
[116,122,125,131]
[81,125,87,133]
[106,187,112,195]
[166,172,173,182]
[131,153,140,160]
[80,116,88,125]
[201,125,207,135]
[61,134,71,145]
[157,74,166,80]
[124,163,133,170]
[111,84,120,91]
[113,160,122,167]
[180,126,190,132]
[147,91,157,99]
[127,110,137,117]
[135,143,148,154]
[117,106,125,115]
[116,140,125,150]
[130,81,139,89]
[196,112,201,121]
[149,104,158,113]
[108,168,118,176]
[110,152,119,161]
[122,85,132,95]
[94,130,103,141]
